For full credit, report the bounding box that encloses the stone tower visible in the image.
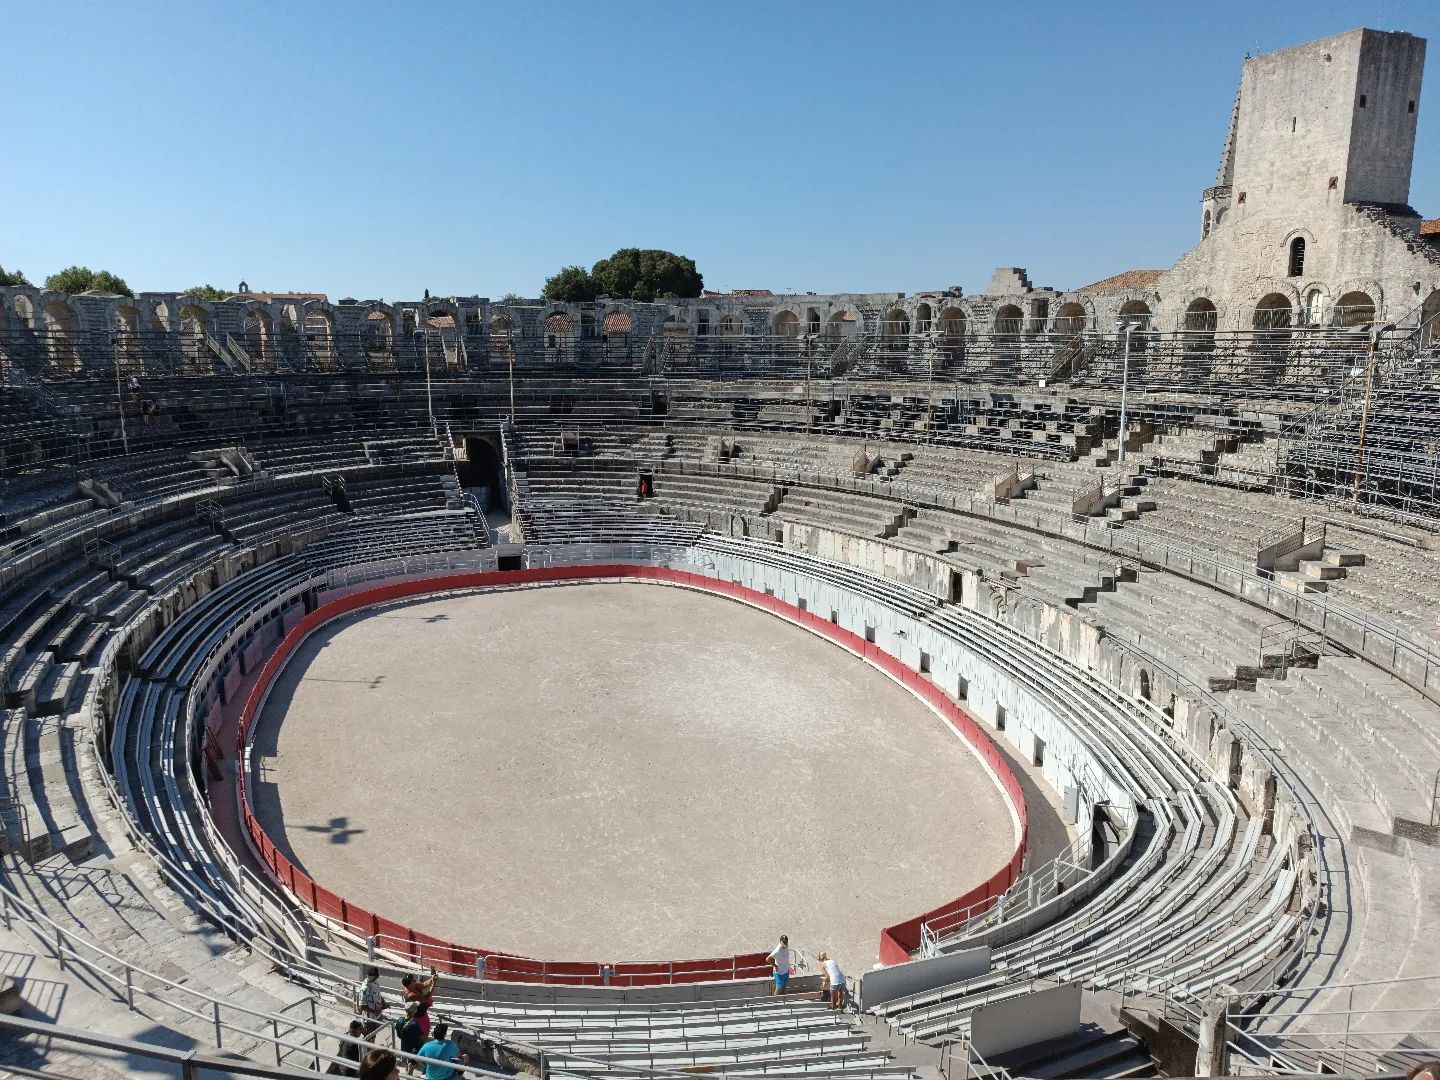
[1208,29,1425,230]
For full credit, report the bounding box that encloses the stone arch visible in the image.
[111,302,142,376]
[1183,297,1218,332]
[914,301,933,333]
[1052,301,1090,336]
[241,304,272,368]
[40,295,81,375]
[717,313,744,338]
[1419,289,1440,350]
[1331,291,1377,327]
[937,305,967,339]
[11,293,36,329]
[600,309,633,336]
[823,305,862,339]
[993,304,1024,337]
[365,308,396,368]
[544,311,574,350]
[177,302,212,370]
[772,310,800,338]
[881,307,910,341]
[489,312,515,345]
[302,301,336,369]
[1253,292,1295,331]
[1118,299,1153,328]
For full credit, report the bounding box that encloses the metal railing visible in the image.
[1223,972,1440,1076]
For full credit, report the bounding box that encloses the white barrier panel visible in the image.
[857,946,991,1011]
[969,980,1081,1058]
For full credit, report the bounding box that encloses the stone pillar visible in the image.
[1194,993,1231,1076]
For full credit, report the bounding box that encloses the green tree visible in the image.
[44,266,132,297]
[589,248,702,302]
[498,293,523,304]
[0,265,30,287]
[541,265,598,302]
[184,284,230,301]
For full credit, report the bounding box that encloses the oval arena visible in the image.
[3,21,1440,1080]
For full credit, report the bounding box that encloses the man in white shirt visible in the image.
[819,952,845,1010]
[766,935,792,996]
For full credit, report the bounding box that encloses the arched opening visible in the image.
[1184,298,1217,332]
[426,308,455,331]
[1138,669,1151,702]
[366,310,395,369]
[1052,302,1088,336]
[937,306,966,367]
[41,299,80,376]
[114,305,142,377]
[773,310,800,339]
[1332,291,1377,327]
[545,312,573,349]
[718,314,743,338]
[915,302,933,333]
[490,314,514,348]
[1202,209,1212,239]
[1253,293,1294,331]
[1118,300,1153,330]
[12,295,35,330]
[602,311,632,337]
[464,308,482,335]
[824,310,857,340]
[881,308,910,342]
[304,307,335,369]
[178,304,210,372]
[152,301,171,332]
[1420,290,1440,351]
[1288,236,1306,278]
[994,304,1023,338]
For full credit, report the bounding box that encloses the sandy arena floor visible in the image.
[249,581,1022,971]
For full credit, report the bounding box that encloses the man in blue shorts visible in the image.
[767,935,792,996]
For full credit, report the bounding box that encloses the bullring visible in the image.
[0,22,1438,1080]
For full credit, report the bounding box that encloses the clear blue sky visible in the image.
[3,1,1437,301]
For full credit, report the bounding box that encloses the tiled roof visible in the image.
[1074,269,1164,294]
[1421,219,1440,237]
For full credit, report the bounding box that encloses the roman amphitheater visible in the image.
[1,24,1438,1080]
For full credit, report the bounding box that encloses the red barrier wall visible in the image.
[235,565,1028,983]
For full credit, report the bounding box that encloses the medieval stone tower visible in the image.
[1174,29,1435,331]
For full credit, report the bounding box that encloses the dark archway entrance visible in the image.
[459,434,505,510]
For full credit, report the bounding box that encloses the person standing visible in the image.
[767,935,792,996]
[418,1022,464,1080]
[402,969,438,1038]
[819,952,846,1010]
[395,1002,426,1072]
[358,967,387,1034]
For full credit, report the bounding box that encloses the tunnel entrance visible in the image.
[458,434,505,510]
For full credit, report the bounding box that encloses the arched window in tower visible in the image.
[1288,236,1306,278]
[1203,209,1212,239]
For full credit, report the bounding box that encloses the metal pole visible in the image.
[111,330,130,457]
[1351,329,1380,506]
[508,337,516,423]
[1118,325,1133,466]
